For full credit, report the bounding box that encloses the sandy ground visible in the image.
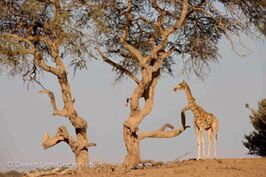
[1,158,265,177]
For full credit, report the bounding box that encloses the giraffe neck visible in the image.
[185,85,196,106]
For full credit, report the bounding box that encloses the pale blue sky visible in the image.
[0,35,265,171]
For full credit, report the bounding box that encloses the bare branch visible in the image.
[42,125,96,153]
[96,47,141,85]
[42,126,79,154]
[42,131,64,149]
[138,104,190,141]
[138,123,185,141]
[38,89,68,117]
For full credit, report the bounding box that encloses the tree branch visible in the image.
[38,89,68,117]
[138,104,190,141]
[151,0,169,34]
[165,0,189,36]
[42,131,64,149]
[42,126,96,154]
[34,52,61,76]
[120,0,145,66]
[0,33,35,49]
[153,47,181,71]
[135,70,160,126]
[138,123,185,141]
[96,47,141,85]
[42,126,79,154]
[146,0,185,65]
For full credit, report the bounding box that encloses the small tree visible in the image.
[0,0,96,167]
[244,99,266,157]
[93,0,265,169]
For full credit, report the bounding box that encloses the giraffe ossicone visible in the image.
[174,80,219,160]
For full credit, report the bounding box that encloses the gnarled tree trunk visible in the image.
[123,125,141,169]
[97,0,189,170]
[37,47,96,168]
[0,0,97,169]
[121,69,187,169]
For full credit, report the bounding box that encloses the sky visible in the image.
[0,34,265,171]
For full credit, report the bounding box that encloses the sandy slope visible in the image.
[124,158,266,177]
[1,158,265,177]
[39,158,266,177]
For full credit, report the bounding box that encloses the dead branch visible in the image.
[42,126,95,154]
[42,131,64,149]
[138,123,185,141]
[42,126,79,153]
[38,89,68,117]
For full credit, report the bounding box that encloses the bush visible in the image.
[243,99,266,157]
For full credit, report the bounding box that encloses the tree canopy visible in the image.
[0,0,95,80]
[95,0,265,80]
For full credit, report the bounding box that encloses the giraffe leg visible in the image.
[196,129,200,160]
[213,120,218,160]
[213,129,217,160]
[201,130,206,159]
[206,128,212,159]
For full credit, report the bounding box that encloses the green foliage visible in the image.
[95,0,264,81]
[221,0,266,37]
[243,99,266,157]
[0,0,95,79]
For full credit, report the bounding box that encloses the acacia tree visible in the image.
[94,0,265,169]
[0,0,96,167]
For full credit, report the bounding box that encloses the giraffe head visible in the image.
[173,80,188,92]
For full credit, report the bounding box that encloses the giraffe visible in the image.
[173,80,219,160]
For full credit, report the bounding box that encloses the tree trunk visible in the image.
[40,58,96,169]
[122,69,158,169]
[75,126,89,168]
[75,149,88,168]
[123,125,141,169]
